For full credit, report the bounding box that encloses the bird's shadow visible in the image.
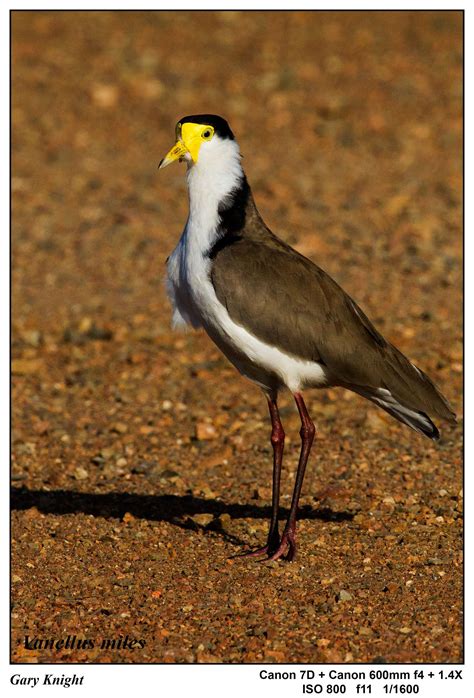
[11,486,355,548]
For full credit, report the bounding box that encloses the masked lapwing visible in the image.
[159,114,456,562]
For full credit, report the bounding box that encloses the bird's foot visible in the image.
[266,528,297,562]
[234,544,273,559]
[235,529,296,562]
[233,531,280,559]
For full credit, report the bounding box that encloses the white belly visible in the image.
[166,227,328,394]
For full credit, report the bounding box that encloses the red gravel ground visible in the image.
[12,10,462,664]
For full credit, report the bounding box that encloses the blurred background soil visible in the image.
[12,10,462,663]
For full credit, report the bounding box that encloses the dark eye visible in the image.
[202,129,212,139]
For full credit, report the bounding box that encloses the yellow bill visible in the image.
[158,140,188,169]
[159,122,215,169]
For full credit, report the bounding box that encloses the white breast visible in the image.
[165,134,328,394]
[166,225,327,393]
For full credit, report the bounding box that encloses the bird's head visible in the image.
[159,114,235,170]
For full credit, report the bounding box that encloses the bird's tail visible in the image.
[353,386,441,440]
[349,346,456,440]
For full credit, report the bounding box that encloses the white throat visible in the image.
[185,137,243,249]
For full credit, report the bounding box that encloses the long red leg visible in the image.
[267,392,315,562]
[238,395,285,557]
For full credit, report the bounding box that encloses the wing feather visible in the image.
[210,235,455,423]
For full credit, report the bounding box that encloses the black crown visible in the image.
[178,114,235,140]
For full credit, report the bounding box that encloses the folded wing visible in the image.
[210,233,456,437]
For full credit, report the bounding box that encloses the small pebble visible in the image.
[338,589,353,602]
[90,83,119,108]
[316,638,330,648]
[191,513,214,528]
[196,422,218,440]
[112,422,128,434]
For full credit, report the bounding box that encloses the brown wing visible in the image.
[210,234,455,423]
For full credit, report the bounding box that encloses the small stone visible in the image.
[90,83,119,108]
[74,467,89,480]
[161,400,173,411]
[24,506,40,519]
[195,422,218,440]
[316,638,330,648]
[12,359,43,375]
[219,513,232,530]
[337,589,353,602]
[100,447,115,459]
[321,577,335,586]
[191,513,214,527]
[116,457,127,467]
[78,317,92,333]
[20,330,42,347]
[399,627,412,634]
[112,422,128,434]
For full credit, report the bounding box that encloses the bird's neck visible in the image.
[185,139,248,253]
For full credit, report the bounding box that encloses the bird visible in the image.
[159,114,456,562]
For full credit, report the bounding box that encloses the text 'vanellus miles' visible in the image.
[159,114,456,562]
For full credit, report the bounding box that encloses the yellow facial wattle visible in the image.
[159,122,215,169]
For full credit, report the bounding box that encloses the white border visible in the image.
[4,2,469,697]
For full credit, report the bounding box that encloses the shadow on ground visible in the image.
[11,485,354,547]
